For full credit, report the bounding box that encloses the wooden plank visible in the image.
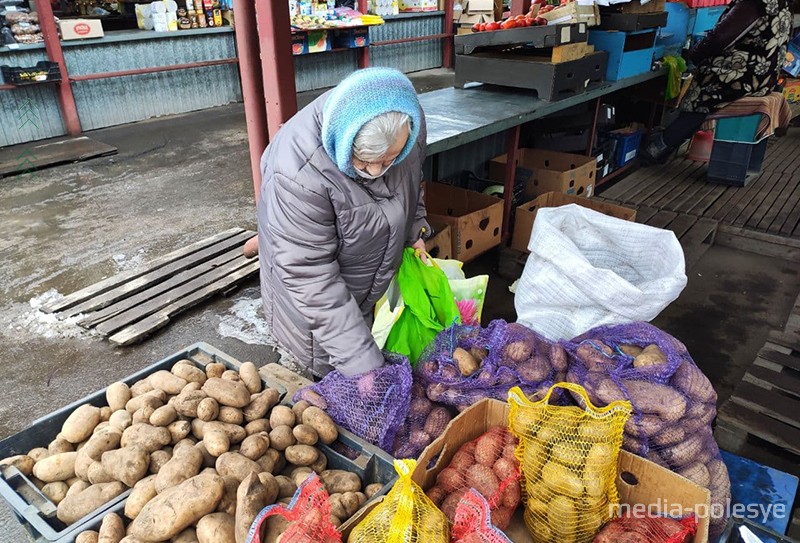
[761,135,798,172]
[602,159,697,204]
[744,364,800,398]
[768,330,800,352]
[42,228,245,313]
[652,165,710,211]
[715,225,800,262]
[645,210,677,229]
[95,255,257,336]
[664,213,697,240]
[712,168,771,222]
[767,173,800,234]
[758,348,800,372]
[731,170,785,228]
[782,190,800,237]
[551,42,594,63]
[755,171,800,231]
[683,183,728,216]
[78,244,247,328]
[633,205,659,224]
[716,400,800,456]
[679,218,717,270]
[625,160,702,206]
[108,261,260,346]
[729,381,800,431]
[63,230,254,319]
[0,136,117,178]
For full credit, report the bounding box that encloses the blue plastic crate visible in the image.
[588,29,657,81]
[688,5,726,36]
[714,114,762,143]
[657,1,690,56]
[0,343,287,543]
[609,128,643,166]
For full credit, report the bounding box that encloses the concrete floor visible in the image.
[1,67,799,538]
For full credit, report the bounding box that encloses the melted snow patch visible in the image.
[2,289,92,340]
[217,296,303,375]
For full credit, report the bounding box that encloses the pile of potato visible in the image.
[0,360,382,543]
[420,322,568,413]
[568,340,729,538]
[392,382,453,459]
[425,427,521,531]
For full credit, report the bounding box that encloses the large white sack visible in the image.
[514,204,687,341]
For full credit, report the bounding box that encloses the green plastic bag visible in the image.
[382,248,461,365]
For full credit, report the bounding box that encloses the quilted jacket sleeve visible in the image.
[265,170,385,377]
[406,113,432,245]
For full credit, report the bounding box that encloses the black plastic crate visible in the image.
[0,342,286,543]
[597,11,668,32]
[1,61,61,86]
[707,138,768,187]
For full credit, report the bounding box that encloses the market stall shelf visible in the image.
[599,134,800,243]
[0,136,117,178]
[40,228,258,346]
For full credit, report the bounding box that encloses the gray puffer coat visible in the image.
[257,92,429,378]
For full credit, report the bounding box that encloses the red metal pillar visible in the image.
[443,0,453,68]
[232,0,269,202]
[502,125,521,240]
[255,0,298,142]
[357,0,370,68]
[35,0,81,136]
[511,0,531,16]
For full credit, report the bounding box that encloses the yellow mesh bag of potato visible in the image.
[349,459,449,543]
[508,383,632,543]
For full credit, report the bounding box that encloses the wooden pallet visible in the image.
[43,228,258,346]
[715,332,800,472]
[599,133,800,240]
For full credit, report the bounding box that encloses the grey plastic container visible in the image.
[67,409,397,540]
[0,342,286,543]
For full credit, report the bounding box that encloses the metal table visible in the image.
[419,68,667,236]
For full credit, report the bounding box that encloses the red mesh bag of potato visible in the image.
[593,513,697,543]
[392,380,456,459]
[563,323,729,538]
[293,352,412,452]
[247,473,341,543]
[418,320,568,413]
[425,426,521,530]
[452,489,514,543]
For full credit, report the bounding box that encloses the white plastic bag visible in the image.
[514,204,687,341]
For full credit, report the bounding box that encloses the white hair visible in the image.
[352,111,411,162]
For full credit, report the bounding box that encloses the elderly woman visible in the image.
[642,0,792,162]
[257,68,429,378]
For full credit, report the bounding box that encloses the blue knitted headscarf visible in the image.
[322,68,422,178]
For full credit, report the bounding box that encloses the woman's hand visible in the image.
[411,238,428,263]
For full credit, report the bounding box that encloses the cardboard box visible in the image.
[458,11,494,24]
[415,399,711,543]
[489,149,597,200]
[465,0,493,11]
[333,27,370,48]
[58,19,104,40]
[607,0,667,13]
[511,192,637,252]
[539,2,600,26]
[399,0,438,11]
[343,398,711,543]
[424,182,503,263]
[425,220,453,260]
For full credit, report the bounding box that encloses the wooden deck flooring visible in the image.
[600,133,800,240]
